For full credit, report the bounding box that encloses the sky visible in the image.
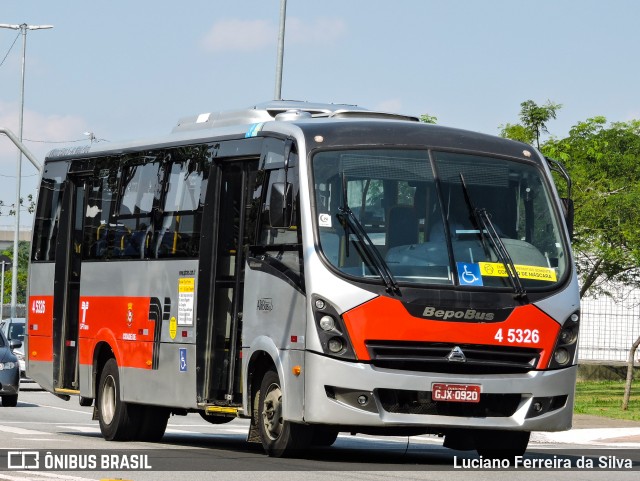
[0,0,639,230]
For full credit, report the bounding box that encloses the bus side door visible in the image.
[52,172,89,394]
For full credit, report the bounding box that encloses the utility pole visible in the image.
[274,0,287,100]
[0,23,53,316]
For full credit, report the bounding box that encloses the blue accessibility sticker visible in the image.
[179,348,187,372]
[457,262,483,286]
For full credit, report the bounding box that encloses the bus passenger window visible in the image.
[116,161,161,259]
[83,160,119,260]
[154,149,208,259]
[31,161,68,262]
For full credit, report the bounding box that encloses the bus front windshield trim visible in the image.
[312,149,568,290]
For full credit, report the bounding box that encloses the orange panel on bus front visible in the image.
[342,296,560,369]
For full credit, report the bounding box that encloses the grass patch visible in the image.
[574,380,640,421]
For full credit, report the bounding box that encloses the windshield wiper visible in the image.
[459,174,527,299]
[336,206,400,295]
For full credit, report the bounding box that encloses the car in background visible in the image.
[0,329,20,406]
[0,318,27,380]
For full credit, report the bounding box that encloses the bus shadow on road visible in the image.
[155,432,456,468]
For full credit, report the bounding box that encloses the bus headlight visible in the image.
[328,337,344,353]
[312,295,356,360]
[553,347,570,366]
[559,327,577,345]
[319,315,336,331]
[549,310,580,369]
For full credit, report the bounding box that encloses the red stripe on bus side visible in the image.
[27,295,54,363]
[28,295,54,338]
[28,335,53,362]
[78,296,155,369]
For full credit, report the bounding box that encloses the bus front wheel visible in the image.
[137,405,169,441]
[97,358,140,441]
[258,369,312,457]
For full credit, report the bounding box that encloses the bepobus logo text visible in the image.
[422,306,495,321]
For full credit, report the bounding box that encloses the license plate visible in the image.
[432,383,481,403]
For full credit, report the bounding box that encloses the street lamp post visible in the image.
[274,0,287,100]
[0,23,53,317]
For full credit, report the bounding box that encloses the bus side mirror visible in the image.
[561,197,574,240]
[10,339,22,351]
[269,182,293,228]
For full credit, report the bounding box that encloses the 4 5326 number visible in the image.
[494,328,539,344]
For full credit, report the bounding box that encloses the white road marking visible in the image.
[0,474,96,481]
[56,426,99,434]
[0,426,48,436]
[19,472,98,480]
[27,404,91,415]
[18,439,63,442]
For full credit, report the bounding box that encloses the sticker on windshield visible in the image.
[318,213,332,228]
[479,262,557,282]
[457,262,483,286]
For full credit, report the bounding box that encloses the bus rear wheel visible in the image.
[97,358,140,441]
[258,369,312,457]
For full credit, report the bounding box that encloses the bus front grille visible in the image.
[366,341,541,374]
[378,388,522,417]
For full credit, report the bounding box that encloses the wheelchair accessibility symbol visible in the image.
[456,262,483,286]
[179,348,187,372]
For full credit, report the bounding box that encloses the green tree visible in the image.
[503,103,640,410]
[420,113,437,124]
[546,118,640,413]
[0,194,35,216]
[1,241,30,305]
[544,117,640,297]
[500,100,562,148]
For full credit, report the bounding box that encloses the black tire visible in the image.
[475,430,530,461]
[258,369,313,457]
[136,405,170,442]
[79,396,93,407]
[311,428,339,447]
[97,358,140,441]
[1,395,18,407]
[199,411,234,425]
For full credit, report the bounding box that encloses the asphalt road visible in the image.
[0,384,638,481]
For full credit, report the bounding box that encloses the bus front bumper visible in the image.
[303,351,576,433]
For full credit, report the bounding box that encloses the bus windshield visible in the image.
[312,149,569,289]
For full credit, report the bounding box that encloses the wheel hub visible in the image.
[100,374,117,425]
[262,383,283,440]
